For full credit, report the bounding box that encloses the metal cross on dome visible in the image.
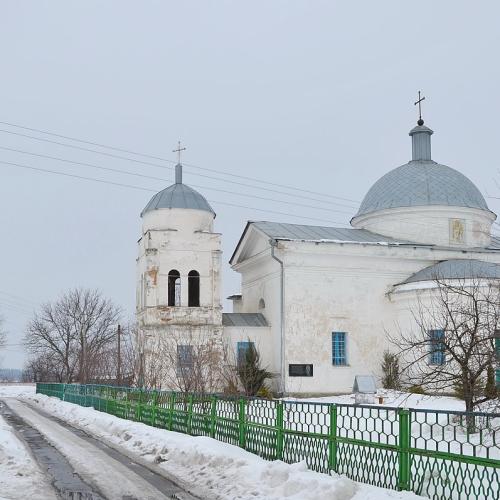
[173,141,186,164]
[414,91,426,125]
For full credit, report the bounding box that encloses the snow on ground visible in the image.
[20,391,420,500]
[0,407,57,500]
[292,389,466,411]
[0,384,35,399]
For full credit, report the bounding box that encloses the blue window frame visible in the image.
[332,332,347,366]
[177,345,193,372]
[237,341,254,367]
[429,329,445,365]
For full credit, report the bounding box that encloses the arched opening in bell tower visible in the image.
[188,270,200,307]
[168,269,181,306]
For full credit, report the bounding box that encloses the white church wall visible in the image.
[352,205,495,248]
[224,325,274,375]
[234,253,283,379]
[234,235,500,395]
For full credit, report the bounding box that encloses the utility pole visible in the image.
[117,324,121,386]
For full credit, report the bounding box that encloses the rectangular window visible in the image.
[289,364,313,377]
[429,329,445,365]
[177,345,193,373]
[332,332,347,366]
[237,341,254,367]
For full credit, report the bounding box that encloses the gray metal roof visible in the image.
[141,165,215,217]
[356,161,489,217]
[402,259,500,284]
[252,221,413,244]
[222,313,268,327]
[488,236,500,250]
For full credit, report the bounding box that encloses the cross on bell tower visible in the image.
[173,141,186,164]
[173,141,186,184]
[414,91,426,126]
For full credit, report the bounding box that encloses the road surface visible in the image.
[0,398,199,500]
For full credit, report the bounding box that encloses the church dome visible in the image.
[351,119,496,248]
[141,164,215,217]
[356,160,489,217]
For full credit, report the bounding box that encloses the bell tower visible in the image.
[136,152,223,388]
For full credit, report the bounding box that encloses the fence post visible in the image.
[151,390,157,427]
[328,404,338,472]
[187,395,194,435]
[238,398,246,449]
[210,395,217,438]
[276,401,284,460]
[169,392,176,431]
[398,409,411,491]
[136,389,143,422]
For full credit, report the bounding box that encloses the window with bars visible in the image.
[429,329,445,365]
[177,345,194,373]
[332,332,347,366]
[237,341,254,368]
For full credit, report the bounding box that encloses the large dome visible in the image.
[355,123,489,218]
[356,160,489,217]
[141,164,215,217]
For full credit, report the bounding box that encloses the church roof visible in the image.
[251,221,412,244]
[355,124,490,218]
[141,164,215,217]
[356,161,489,217]
[222,313,268,327]
[402,259,500,284]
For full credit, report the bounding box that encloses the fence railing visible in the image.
[35,383,500,500]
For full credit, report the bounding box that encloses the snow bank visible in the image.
[25,393,419,500]
[0,410,57,500]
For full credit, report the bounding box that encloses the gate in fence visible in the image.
[35,383,499,500]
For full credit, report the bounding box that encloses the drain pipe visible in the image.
[270,239,285,395]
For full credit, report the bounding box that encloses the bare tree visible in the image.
[23,352,64,382]
[392,276,499,425]
[89,322,138,385]
[0,315,5,351]
[24,288,121,383]
[139,327,224,394]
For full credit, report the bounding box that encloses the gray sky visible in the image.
[1,1,499,369]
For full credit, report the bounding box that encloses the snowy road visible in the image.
[1,398,198,500]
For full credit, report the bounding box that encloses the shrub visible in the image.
[484,364,498,399]
[256,384,273,399]
[237,342,273,396]
[408,384,425,395]
[381,350,401,390]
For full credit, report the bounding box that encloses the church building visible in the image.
[136,117,500,395]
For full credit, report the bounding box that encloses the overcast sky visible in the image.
[1,1,499,369]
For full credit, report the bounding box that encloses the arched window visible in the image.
[168,270,181,306]
[188,270,200,307]
[258,298,265,310]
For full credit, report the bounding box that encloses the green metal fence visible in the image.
[35,383,499,500]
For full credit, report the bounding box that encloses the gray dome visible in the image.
[355,123,490,218]
[402,259,500,284]
[141,164,215,217]
[356,161,489,217]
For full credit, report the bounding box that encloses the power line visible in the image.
[0,126,359,207]
[0,120,359,203]
[0,145,355,216]
[0,159,350,226]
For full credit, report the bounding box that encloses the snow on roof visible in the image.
[252,221,413,244]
